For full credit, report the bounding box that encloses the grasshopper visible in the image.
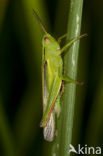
[33,10,87,142]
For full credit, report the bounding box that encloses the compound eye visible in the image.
[44,37,50,43]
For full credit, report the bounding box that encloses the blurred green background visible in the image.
[0,0,103,155]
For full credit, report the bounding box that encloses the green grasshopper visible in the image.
[33,10,87,142]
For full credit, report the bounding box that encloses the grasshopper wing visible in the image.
[43,112,55,142]
[42,48,55,141]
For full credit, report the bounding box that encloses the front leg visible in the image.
[60,75,84,85]
[58,67,83,86]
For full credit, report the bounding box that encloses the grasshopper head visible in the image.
[43,34,60,50]
[33,10,60,50]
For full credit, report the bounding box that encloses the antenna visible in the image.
[33,9,47,34]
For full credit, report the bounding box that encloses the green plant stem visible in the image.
[59,0,84,156]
